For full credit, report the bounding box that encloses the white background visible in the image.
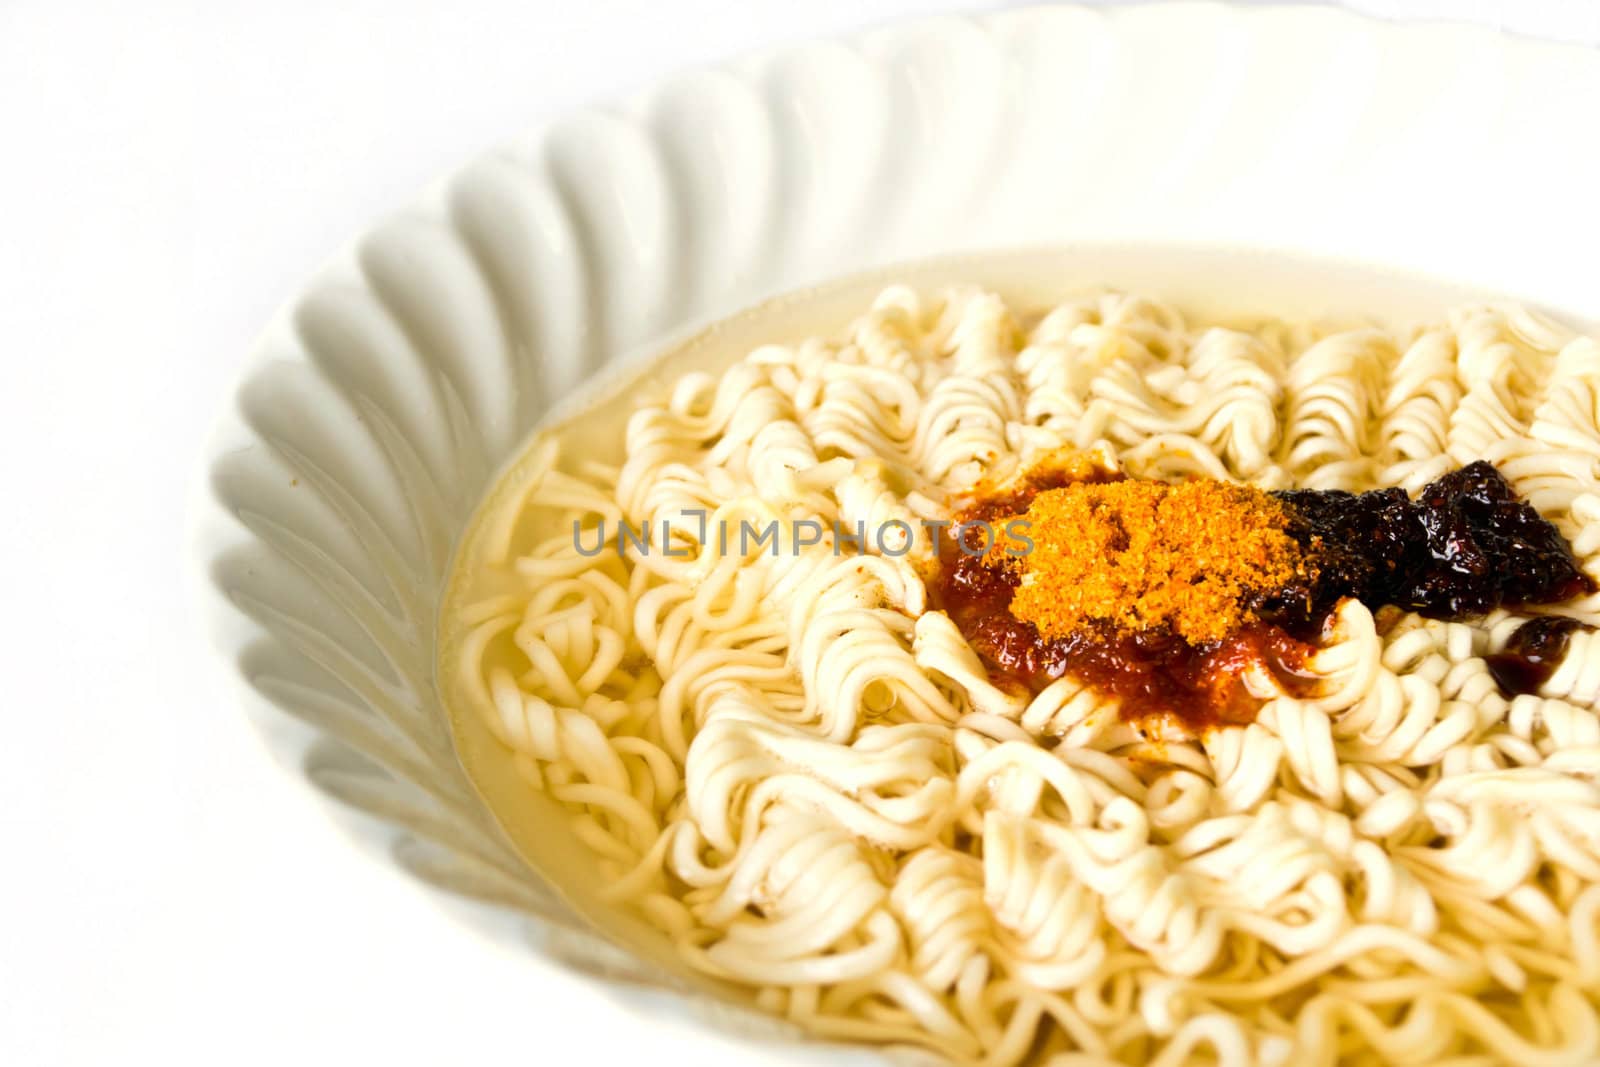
[3,2,1597,1065]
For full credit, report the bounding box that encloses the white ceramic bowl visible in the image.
[194,3,1600,1059]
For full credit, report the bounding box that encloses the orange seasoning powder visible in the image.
[935,455,1324,733]
[997,479,1315,644]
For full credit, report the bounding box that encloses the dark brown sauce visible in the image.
[1485,616,1588,697]
[1272,461,1595,625]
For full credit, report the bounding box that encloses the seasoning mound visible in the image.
[935,450,1595,730]
[997,480,1313,645]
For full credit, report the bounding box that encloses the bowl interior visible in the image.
[435,242,1592,980]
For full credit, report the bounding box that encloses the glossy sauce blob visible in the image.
[1486,616,1586,697]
